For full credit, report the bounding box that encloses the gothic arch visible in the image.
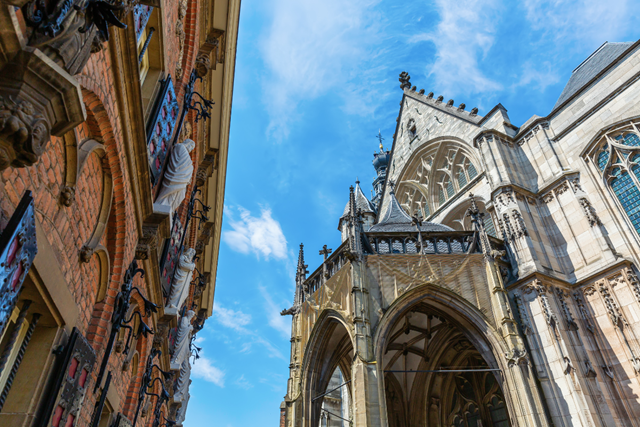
[373,284,540,427]
[583,115,640,244]
[396,137,483,219]
[301,310,354,427]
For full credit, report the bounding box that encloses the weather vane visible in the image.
[376,129,385,152]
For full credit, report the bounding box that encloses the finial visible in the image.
[399,71,411,90]
[376,129,385,152]
[356,177,360,185]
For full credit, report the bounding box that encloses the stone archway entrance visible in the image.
[303,316,354,427]
[383,302,511,427]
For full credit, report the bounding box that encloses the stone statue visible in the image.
[171,310,195,370]
[166,248,196,314]
[175,391,191,426]
[155,139,196,221]
[173,359,192,402]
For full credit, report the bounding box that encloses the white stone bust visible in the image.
[166,248,196,313]
[171,310,195,370]
[155,139,196,220]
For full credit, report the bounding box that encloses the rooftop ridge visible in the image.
[573,41,609,73]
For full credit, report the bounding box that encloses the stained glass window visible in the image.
[468,162,478,179]
[616,133,640,147]
[439,187,445,205]
[597,148,609,170]
[595,128,640,236]
[458,169,468,188]
[483,213,497,237]
[611,168,640,234]
[446,180,455,199]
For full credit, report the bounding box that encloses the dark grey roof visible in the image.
[369,190,453,233]
[553,42,634,110]
[341,182,376,217]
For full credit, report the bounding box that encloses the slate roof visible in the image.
[553,42,634,110]
[369,190,453,233]
[341,182,376,217]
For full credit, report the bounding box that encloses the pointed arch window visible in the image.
[591,124,640,236]
[397,142,482,218]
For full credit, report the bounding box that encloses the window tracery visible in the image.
[398,142,481,218]
[590,121,640,236]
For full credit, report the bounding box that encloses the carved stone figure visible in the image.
[155,139,196,221]
[173,358,192,403]
[0,96,50,170]
[170,310,195,370]
[175,391,190,426]
[166,248,196,314]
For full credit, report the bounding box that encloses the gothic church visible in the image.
[280,41,640,427]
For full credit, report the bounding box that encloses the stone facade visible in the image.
[0,1,239,427]
[282,41,640,426]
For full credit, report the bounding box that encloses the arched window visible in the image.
[591,123,640,236]
[397,141,482,218]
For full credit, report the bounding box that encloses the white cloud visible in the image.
[212,304,252,332]
[410,0,502,96]
[259,286,292,338]
[234,374,254,390]
[515,60,561,91]
[211,301,286,360]
[261,0,381,138]
[223,206,288,260]
[192,354,225,387]
[523,0,631,45]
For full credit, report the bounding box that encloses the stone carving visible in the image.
[152,323,169,350]
[399,71,411,89]
[60,185,76,207]
[598,283,626,329]
[563,356,574,375]
[79,245,94,263]
[555,288,578,331]
[580,198,602,227]
[155,139,196,221]
[626,268,640,302]
[171,310,195,370]
[173,358,192,402]
[513,293,532,335]
[573,292,595,334]
[511,210,528,238]
[195,53,212,78]
[585,360,597,378]
[166,248,196,313]
[135,225,159,260]
[175,392,190,426]
[174,0,189,79]
[0,96,50,171]
[504,347,528,367]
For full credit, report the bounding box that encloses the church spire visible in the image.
[372,132,390,210]
[282,244,308,316]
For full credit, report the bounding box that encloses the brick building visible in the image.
[0,1,239,427]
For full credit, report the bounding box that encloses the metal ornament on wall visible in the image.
[39,327,97,427]
[133,348,173,427]
[0,191,37,338]
[94,258,157,393]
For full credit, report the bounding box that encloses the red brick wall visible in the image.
[0,1,206,424]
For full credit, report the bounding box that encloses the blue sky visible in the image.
[184,1,640,425]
